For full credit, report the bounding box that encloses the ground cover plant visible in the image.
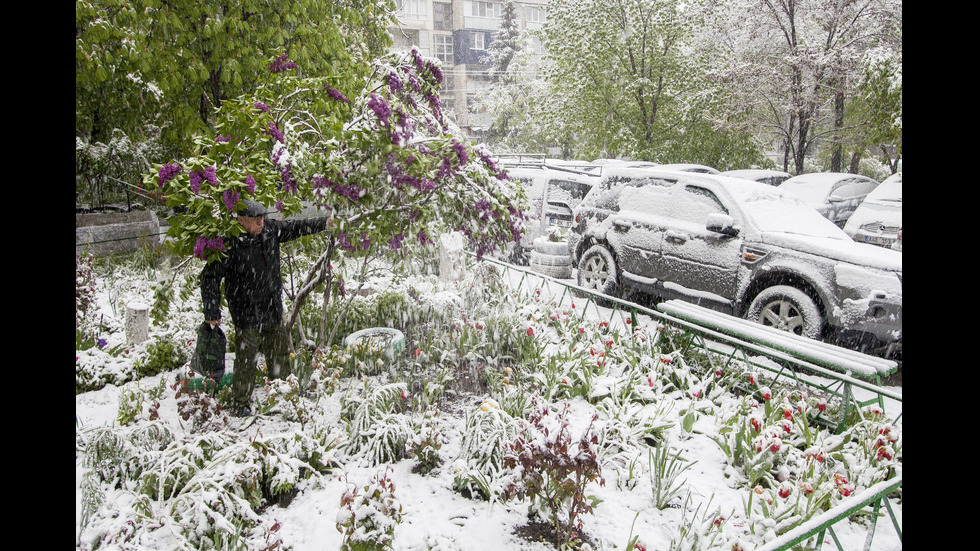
[76,247,902,551]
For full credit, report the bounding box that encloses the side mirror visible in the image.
[827,194,844,203]
[706,213,738,236]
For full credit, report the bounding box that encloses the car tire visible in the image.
[577,244,619,299]
[746,285,823,339]
[533,238,571,256]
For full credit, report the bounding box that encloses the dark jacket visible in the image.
[201,217,328,330]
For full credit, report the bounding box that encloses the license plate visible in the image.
[549,217,571,227]
[864,235,892,246]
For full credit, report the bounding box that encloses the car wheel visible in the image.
[577,244,619,298]
[746,285,823,339]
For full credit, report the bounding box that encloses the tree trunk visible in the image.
[831,91,845,172]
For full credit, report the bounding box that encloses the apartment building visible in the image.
[389,0,549,138]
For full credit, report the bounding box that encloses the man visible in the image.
[201,200,330,416]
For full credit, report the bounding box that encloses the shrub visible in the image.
[454,398,521,500]
[342,382,413,465]
[134,335,189,378]
[502,400,605,548]
[336,468,403,551]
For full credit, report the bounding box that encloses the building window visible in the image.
[397,0,427,19]
[526,6,543,24]
[471,1,501,18]
[433,2,452,31]
[434,34,453,65]
[470,32,485,50]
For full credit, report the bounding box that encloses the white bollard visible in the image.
[125,301,150,345]
[439,231,466,285]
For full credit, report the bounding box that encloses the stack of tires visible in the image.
[529,237,572,279]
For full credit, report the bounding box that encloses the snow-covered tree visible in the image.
[537,0,765,166]
[147,49,528,348]
[482,0,523,83]
[695,0,902,174]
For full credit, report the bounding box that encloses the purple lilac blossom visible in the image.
[360,233,371,250]
[222,188,240,211]
[244,174,256,194]
[254,102,270,113]
[269,54,298,73]
[268,122,285,143]
[216,135,231,142]
[425,61,444,84]
[387,71,403,94]
[276,200,285,212]
[368,93,392,126]
[203,167,218,185]
[452,140,468,165]
[194,236,225,260]
[388,233,405,251]
[338,233,354,251]
[407,73,421,93]
[411,48,425,72]
[325,85,349,103]
[281,165,298,193]
[189,171,204,194]
[157,163,182,188]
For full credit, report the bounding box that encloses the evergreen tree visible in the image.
[482,0,523,83]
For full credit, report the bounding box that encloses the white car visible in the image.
[657,163,721,174]
[721,169,791,186]
[501,159,599,264]
[778,172,880,227]
[842,172,902,249]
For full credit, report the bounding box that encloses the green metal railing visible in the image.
[756,476,902,551]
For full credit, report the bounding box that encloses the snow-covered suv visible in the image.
[568,168,902,354]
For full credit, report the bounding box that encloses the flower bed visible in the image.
[76,253,901,551]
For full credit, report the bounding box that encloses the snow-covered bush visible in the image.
[405,406,447,474]
[336,468,403,551]
[77,418,340,550]
[342,382,414,465]
[453,398,522,500]
[501,400,605,549]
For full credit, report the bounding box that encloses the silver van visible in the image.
[500,155,599,264]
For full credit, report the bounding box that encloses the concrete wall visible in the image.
[76,210,161,255]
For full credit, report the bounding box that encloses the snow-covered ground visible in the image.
[75,254,902,551]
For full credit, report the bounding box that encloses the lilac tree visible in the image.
[147,50,528,345]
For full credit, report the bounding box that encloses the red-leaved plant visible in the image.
[502,399,604,548]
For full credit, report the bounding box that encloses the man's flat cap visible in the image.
[238,200,269,217]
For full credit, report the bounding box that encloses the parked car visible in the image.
[568,168,902,354]
[502,158,599,264]
[842,172,902,249]
[656,163,721,174]
[777,172,879,227]
[720,169,791,187]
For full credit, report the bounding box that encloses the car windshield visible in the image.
[779,177,836,203]
[730,185,847,239]
[864,178,902,202]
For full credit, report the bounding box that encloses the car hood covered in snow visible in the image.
[758,230,903,273]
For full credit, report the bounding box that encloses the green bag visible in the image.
[189,322,227,378]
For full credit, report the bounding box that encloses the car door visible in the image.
[608,180,675,279]
[656,184,742,309]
